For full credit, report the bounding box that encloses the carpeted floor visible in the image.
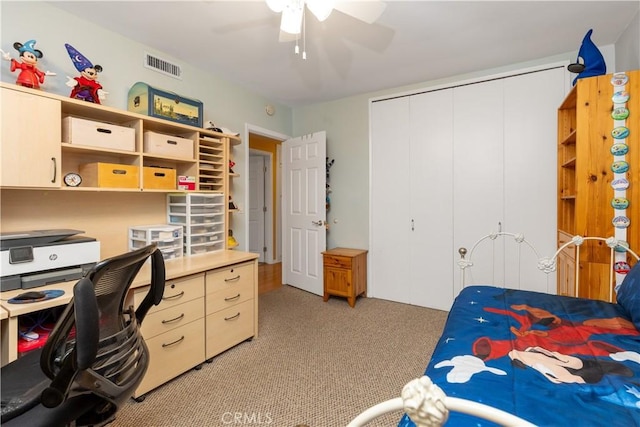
[111,285,448,427]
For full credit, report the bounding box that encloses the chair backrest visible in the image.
[38,244,165,425]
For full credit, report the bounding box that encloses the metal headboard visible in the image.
[457,231,544,289]
[457,232,639,300]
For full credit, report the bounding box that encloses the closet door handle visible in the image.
[411,219,415,231]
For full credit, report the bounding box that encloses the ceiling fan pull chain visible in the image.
[302,5,307,60]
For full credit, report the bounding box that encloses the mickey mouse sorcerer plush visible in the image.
[65,43,108,104]
[1,40,56,89]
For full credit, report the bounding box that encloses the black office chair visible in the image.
[1,244,165,427]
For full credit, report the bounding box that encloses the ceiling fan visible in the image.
[266,0,387,49]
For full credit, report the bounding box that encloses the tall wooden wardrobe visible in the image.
[370,66,568,311]
[557,70,639,301]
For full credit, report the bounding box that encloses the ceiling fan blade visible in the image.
[333,0,387,24]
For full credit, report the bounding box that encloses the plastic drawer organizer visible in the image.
[129,224,183,260]
[167,193,225,255]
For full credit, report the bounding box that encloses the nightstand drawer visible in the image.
[205,299,254,358]
[141,297,204,339]
[206,262,254,294]
[206,280,253,315]
[323,255,352,269]
[134,273,204,315]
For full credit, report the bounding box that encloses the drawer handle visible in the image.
[224,293,241,302]
[162,335,185,347]
[224,275,241,282]
[112,169,127,175]
[96,127,112,134]
[224,312,240,321]
[166,140,178,145]
[163,291,185,301]
[154,172,166,177]
[162,313,185,324]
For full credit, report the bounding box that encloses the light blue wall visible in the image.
[2,1,635,252]
[616,9,640,72]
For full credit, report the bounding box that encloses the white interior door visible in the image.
[249,155,266,262]
[282,132,327,295]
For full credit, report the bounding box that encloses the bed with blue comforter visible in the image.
[399,283,640,426]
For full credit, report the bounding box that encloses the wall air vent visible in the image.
[144,53,182,79]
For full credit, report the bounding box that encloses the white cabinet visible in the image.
[1,87,61,187]
[370,66,567,310]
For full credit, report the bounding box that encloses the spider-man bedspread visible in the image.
[398,286,640,426]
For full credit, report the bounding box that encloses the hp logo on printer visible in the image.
[49,254,58,261]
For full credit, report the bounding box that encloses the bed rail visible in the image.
[347,376,536,427]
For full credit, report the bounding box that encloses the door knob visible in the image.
[311,220,324,226]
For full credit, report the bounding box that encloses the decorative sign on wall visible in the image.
[611,72,631,290]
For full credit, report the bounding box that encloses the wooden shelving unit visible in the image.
[556,70,639,300]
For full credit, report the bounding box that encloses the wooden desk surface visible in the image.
[0,250,258,317]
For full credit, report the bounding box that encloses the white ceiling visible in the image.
[48,1,639,107]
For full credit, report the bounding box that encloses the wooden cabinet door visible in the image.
[1,87,61,187]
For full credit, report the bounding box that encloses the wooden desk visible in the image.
[0,250,259,382]
[322,248,368,307]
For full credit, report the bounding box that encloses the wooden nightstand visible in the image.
[322,248,368,307]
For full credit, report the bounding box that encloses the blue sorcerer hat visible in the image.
[65,43,94,72]
[19,40,38,55]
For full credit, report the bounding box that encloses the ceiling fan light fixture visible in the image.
[266,0,286,13]
[280,1,304,34]
[306,0,335,22]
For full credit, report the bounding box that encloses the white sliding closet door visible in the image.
[452,79,505,292]
[503,68,566,293]
[370,90,454,309]
[370,65,568,309]
[409,89,454,310]
[370,97,412,304]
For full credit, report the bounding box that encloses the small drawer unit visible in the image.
[167,193,226,255]
[143,166,177,190]
[144,131,194,160]
[79,162,139,188]
[322,248,368,308]
[129,224,183,260]
[205,260,257,359]
[62,116,136,152]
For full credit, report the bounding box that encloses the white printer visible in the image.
[1,229,100,291]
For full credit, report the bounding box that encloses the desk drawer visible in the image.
[206,280,253,315]
[133,273,204,315]
[135,318,205,397]
[206,262,254,294]
[205,299,254,359]
[141,297,204,339]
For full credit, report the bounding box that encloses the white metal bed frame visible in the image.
[348,232,639,427]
